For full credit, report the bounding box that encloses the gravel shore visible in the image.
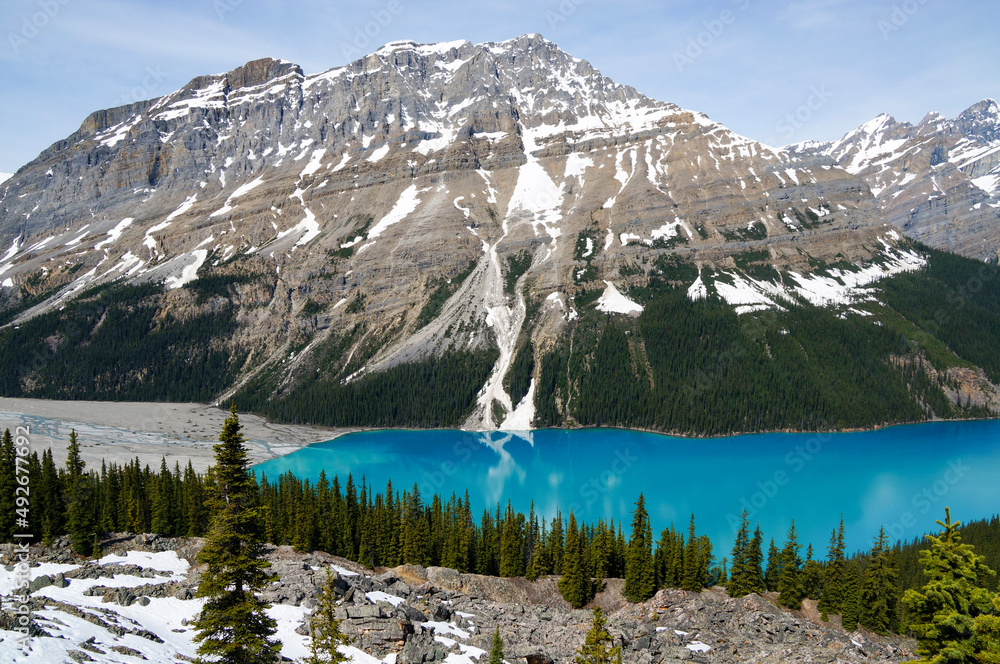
[0,397,352,471]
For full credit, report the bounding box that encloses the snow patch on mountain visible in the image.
[689,240,926,313]
[596,281,643,315]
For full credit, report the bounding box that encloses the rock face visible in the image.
[2,536,917,664]
[0,34,984,428]
[787,99,1000,262]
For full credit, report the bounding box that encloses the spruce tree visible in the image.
[575,607,622,664]
[777,520,804,610]
[801,544,825,601]
[819,517,846,620]
[151,457,172,535]
[489,626,504,664]
[559,512,593,608]
[0,429,15,541]
[623,494,655,603]
[682,515,707,591]
[727,510,760,597]
[747,525,766,594]
[903,508,999,662]
[764,538,782,591]
[860,527,899,635]
[192,406,280,664]
[305,570,349,664]
[65,430,94,556]
[841,560,861,632]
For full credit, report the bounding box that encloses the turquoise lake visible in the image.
[252,420,1000,555]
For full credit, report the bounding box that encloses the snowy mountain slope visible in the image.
[0,35,982,430]
[787,99,1000,261]
[0,174,12,185]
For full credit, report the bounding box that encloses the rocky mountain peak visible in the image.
[788,96,1000,261]
[956,98,1000,142]
[0,35,967,429]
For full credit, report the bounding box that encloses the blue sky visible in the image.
[1,0,997,174]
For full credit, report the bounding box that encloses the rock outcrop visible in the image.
[2,535,917,664]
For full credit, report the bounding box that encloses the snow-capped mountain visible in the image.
[0,35,981,429]
[787,99,1000,261]
[0,174,12,185]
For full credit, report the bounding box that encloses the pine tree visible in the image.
[151,457,172,535]
[192,406,280,664]
[489,626,504,664]
[727,510,762,597]
[305,570,350,664]
[903,508,999,662]
[0,429,15,541]
[623,494,655,603]
[65,430,94,556]
[764,538,782,591]
[559,512,593,608]
[777,521,804,610]
[747,525,765,594]
[654,525,679,589]
[575,607,622,664]
[860,527,899,635]
[819,517,846,620]
[841,560,861,632]
[801,544,825,600]
[682,515,706,591]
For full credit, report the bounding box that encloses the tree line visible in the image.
[3,423,1000,662]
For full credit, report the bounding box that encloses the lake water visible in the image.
[252,420,1000,555]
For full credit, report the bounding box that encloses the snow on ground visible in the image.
[596,281,643,315]
[331,564,359,577]
[98,550,190,576]
[507,126,565,242]
[0,547,472,664]
[713,272,782,316]
[367,145,390,163]
[366,591,406,607]
[499,378,536,431]
[0,562,79,595]
[0,173,12,185]
[367,184,423,239]
[94,218,134,250]
[165,249,209,289]
[687,239,926,312]
[268,603,312,660]
[972,172,1000,196]
[301,148,327,177]
[211,176,265,217]
[277,208,320,247]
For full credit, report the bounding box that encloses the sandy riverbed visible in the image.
[0,398,353,472]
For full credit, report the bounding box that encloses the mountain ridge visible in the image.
[0,35,998,433]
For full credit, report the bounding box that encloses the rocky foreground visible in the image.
[1,534,915,663]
